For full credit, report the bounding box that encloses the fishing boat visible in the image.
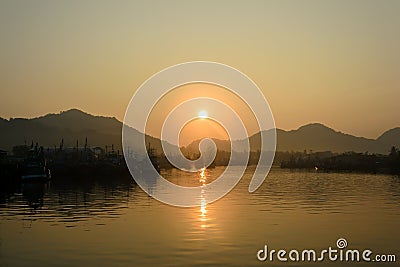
[20,146,51,182]
[147,144,160,173]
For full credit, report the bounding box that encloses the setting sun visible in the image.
[198,110,208,119]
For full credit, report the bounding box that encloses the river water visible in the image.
[1,167,399,266]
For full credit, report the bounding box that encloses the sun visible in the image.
[198,110,208,119]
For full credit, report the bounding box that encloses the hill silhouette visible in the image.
[0,109,398,155]
[0,109,175,155]
[377,127,400,148]
[186,123,399,155]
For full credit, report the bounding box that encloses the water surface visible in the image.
[1,167,399,266]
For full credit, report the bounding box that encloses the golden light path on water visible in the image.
[199,167,207,228]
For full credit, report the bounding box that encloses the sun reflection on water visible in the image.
[199,167,207,228]
[199,167,206,185]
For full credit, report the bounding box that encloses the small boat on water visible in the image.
[148,144,160,173]
[21,146,51,182]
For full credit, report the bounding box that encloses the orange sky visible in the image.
[179,119,229,147]
[0,1,399,140]
[145,83,256,145]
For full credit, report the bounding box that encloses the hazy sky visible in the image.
[1,0,399,139]
[145,83,257,145]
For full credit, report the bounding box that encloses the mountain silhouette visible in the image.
[0,109,175,155]
[377,127,400,148]
[274,123,383,153]
[186,123,399,154]
[0,110,398,155]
